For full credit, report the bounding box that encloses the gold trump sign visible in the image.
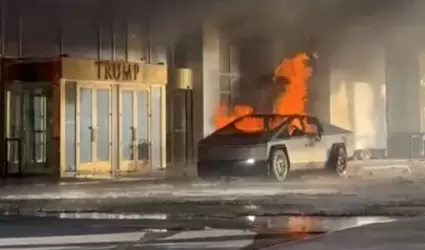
[95,61,140,81]
[61,58,167,84]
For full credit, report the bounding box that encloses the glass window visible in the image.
[65,83,77,171]
[79,88,92,163]
[121,91,134,161]
[33,96,46,163]
[97,89,110,161]
[151,86,162,169]
[137,90,149,162]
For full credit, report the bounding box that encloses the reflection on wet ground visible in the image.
[0,213,398,250]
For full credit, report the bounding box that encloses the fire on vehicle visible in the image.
[198,51,354,182]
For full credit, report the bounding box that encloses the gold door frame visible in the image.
[75,81,113,176]
[59,78,167,178]
[117,83,151,173]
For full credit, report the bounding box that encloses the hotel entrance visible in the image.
[73,82,153,176]
[76,82,113,175]
[5,81,56,176]
[61,58,167,178]
[3,57,167,179]
[117,85,150,173]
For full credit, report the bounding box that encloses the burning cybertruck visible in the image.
[197,114,354,182]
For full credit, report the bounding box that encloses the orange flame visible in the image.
[215,52,313,133]
[273,53,311,115]
[215,104,254,129]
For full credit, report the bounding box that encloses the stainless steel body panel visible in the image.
[197,114,354,177]
[267,137,315,166]
[198,144,267,161]
[266,132,353,169]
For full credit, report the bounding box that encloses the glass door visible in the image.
[5,84,53,176]
[118,85,150,173]
[76,83,112,175]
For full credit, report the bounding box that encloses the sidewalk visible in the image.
[0,159,424,200]
[0,164,199,190]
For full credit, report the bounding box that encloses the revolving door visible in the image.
[5,82,56,176]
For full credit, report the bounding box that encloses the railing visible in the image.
[409,133,425,161]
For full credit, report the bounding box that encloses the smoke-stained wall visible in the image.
[328,24,387,152]
[170,23,239,149]
[385,25,422,158]
[0,0,164,63]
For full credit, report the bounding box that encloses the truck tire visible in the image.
[328,145,348,177]
[270,149,289,182]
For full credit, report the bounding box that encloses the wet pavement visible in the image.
[0,160,424,248]
[0,214,397,249]
[0,161,424,222]
[268,217,425,250]
[2,175,425,220]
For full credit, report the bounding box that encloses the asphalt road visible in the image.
[0,161,424,249]
[0,214,398,250]
[1,172,425,218]
[0,215,314,250]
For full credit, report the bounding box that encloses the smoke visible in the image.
[324,0,425,158]
[150,0,359,45]
[161,0,425,156]
[149,0,258,46]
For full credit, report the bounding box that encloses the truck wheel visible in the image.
[270,149,289,182]
[328,145,348,177]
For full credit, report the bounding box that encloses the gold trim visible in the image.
[61,58,167,85]
[91,83,96,171]
[59,79,66,177]
[76,82,113,176]
[108,84,113,172]
[117,85,152,174]
[146,88,152,170]
[59,77,166,178]
[75,84,82,174]
[132,89,137,170]
[135,87,151,172]
[160,85,167,169]
[5,91,10,139]
[117,86,133,172]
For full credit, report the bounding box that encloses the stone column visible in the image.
[386,26,421,158]
[201,21,222,137]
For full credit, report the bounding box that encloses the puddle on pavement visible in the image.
[1,209,397,235]
[246,215,396,234]
[0,211,399,249]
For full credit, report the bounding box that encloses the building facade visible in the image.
[3,57,167,178]
[2,0,425,180]
[0,0,175,178]
[187,18,425,160]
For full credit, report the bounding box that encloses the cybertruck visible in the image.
[197,114,354,182]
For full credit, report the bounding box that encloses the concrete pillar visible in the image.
[328,25,388,154]
[386,26,421,158]
[191,22,240,144]
[386,44,420,134]
[201,22,222,137]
